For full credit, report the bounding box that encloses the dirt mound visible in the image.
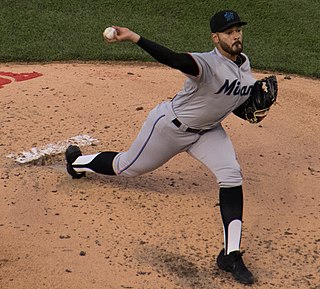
[0,62,319,288]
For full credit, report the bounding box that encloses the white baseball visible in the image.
[103,27,117,40]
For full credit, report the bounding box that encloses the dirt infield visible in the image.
[0,62,319,289]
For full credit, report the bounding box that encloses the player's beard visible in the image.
[220,39,243,56]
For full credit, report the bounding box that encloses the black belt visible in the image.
[172,118,212,135]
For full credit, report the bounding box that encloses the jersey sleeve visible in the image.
[188,52,215,81]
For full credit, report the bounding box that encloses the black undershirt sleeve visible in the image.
[137,36,199,77]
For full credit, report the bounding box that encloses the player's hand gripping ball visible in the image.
[103,27,117,42]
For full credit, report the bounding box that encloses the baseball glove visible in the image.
[233,75,278,123]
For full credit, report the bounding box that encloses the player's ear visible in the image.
[211,33,219,45]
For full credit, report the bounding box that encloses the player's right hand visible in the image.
[104,26,140,43]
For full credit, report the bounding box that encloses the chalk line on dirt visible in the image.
[6,134,99,164]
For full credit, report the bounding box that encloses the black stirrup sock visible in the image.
[86,152,118,175]
[219,185,244,254]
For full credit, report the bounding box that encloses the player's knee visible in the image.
[217,167,243,188]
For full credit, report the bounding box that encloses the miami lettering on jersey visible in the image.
[215,79,253,96]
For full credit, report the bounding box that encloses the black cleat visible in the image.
[65,145,86,179]
[217,249,254,285]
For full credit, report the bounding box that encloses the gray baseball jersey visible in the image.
[172,48,256,129]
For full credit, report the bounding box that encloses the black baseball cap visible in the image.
[210,10,247,33]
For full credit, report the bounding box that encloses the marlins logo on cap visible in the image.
[224,11,235,21]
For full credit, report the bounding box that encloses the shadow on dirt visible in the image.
[135,245,228,289]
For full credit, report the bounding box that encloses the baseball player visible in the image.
[66,10,257,284]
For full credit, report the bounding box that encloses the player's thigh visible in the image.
[113,111,196,177]
[187,125,242,187]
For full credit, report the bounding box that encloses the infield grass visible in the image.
[0,0,319,77]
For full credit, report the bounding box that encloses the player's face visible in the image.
[212,26,243,59]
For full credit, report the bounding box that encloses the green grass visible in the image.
[0,0,319,77]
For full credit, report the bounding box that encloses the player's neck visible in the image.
[222,51,237,61]
[217,47,238,62]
